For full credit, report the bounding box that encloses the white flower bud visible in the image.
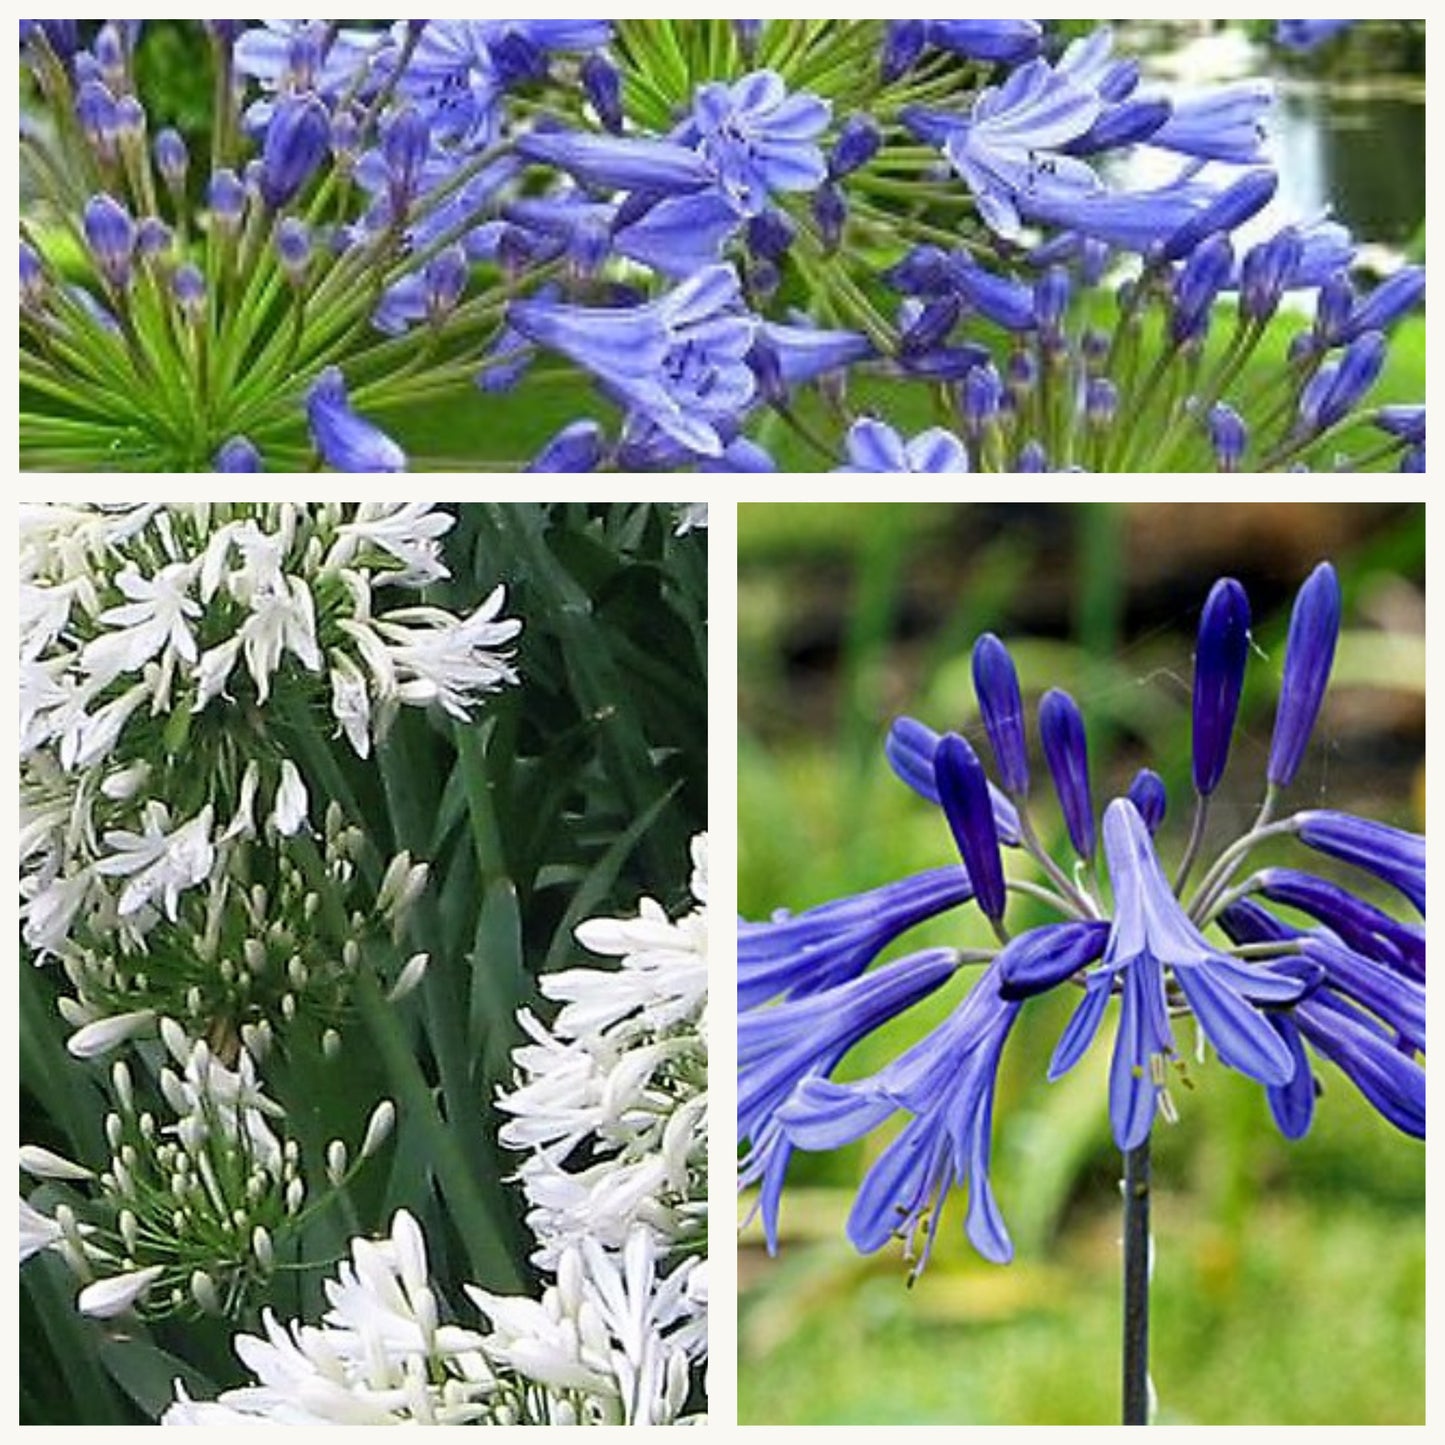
[281,992,297,1021]
[272,759,308,836]
[56,996,89,1027]
[360,1099,396,1160]
[19,1145,94,1182]
[252,1225,274,1270]
[111,1060,134,1112]
[190,1269,221,1314]
[395,947,436,999]
[342,939,360,970]
[285,1177,305,1214]
[240,1019,272,1061]
[160,1016,190,1066]
[321,1027,342,1060]
[376,851,412,914]
[326,1139,348,1185]
[67,1009,156,1059]
[119,1209,139,1255]
[77,1265,165,1319]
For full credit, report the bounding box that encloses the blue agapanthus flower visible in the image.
[739,560,1424,1275]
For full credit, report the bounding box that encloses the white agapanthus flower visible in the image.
[500,833,709,1268]
[19,503,521,1040]
[163,835,709,1427]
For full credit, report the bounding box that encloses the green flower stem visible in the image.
[1186,793,1293,925]
[1006,876,1087,920]
[1122,1140,1151,1426]
[1173,794,1212,895]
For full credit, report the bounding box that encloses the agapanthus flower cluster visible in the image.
[739,566,1423,1277]
[19,20,1422,472]
[21,502,517,1047]
[21,1020,396,1322]
[160,836,710,1425]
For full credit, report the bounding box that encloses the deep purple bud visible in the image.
[1191,577,1251,796]
[1039,689,1094,859]
[1085,378,1118,428]
[1267,561,1341,788]
[1126,769,1167,834]
[747,208,795,264]
[215,437,263,472]
[1033,266,1071,343]
[1209,402,1247,471]
[1336,266,1425,343]
[581,53,623,133]
[20,241,46,307]
[1171,234,1234,344]
[94,23,128,89]
[1069,97,1170,152]
[927,19,1043,64]
[153,127,188,189]
[424,246,468,321]
[963,363,1003,432]
[275,217,312,280]
[948,255,1036,331]
[76,80,120,157]
[1295,808,1424,918]
[998,921,1110,1000]
[1300,331,1388,433]
[1313,273,1355,346]
[489,30,547,85]
[83,194,136,290]
[527,420,606,473]
[23,19,80,59]
[171,264,206,318]
[972,633,1029,795]
[814,183,846,253]
[882,245,950,297]
[830,115,881,180]
[935,733,1008,922]
[114,95,146,144]
[259,93,331,210]
[382,106,430,200]
[1240,226,1303,323]
[136,217,173,258]
[900,296,962,355]
[207,168,247,230]
[285,23,326,89]
[1016,441,1048,472]
[1162,170,1276,262]
[882,21,927,83]
[307,367,406,472]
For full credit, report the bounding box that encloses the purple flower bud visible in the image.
[1240,226,1303,323]
[581,53,623,133]
[948,255,1036,332]
[285,23,326,89]
[998,920,1110,1000]
[746,208,795,264]
[275,217,312,280]
[1033,266,1071,343]
[1162,169,1276,262]
[83,194,136,290]
[1085,378,1118,428]
[927,20,1042,64]
[830,115,881,180]
[972,634,1029,796]
[76,79,120,157]
[23,20,80,59]
[526,420,606,473]
[259,93,330,210]
[136,217,173,258]
[814,183,846,253]
[882,245,949,296]
[490,30,547,86]
[901,296,962,356]
[1295,808,1424,917]
[733,20,763,58]
[882,21,927,84]
[1208,403,1247,471]
[93,23,128,89]
[20,240,46,306]
[1375,404,1425,446]
[307,367,406,472]
[207,168,247,231]
[1126,768,1167,834]
[1039,689,1094,859]
[382,106,430,201]
[1299,331,1387,433]
[1191,577,1251,796]
[114,94,146,144]
[424,246,468,321]
[1171,234,1234,344]
[1267,561,1341,788]
[153,127,188,189]
[935,733,1008,922]
[331,103,363,165]
[1336,266,1425,344]
[1016,440,1048,472]
[171,263,206,318]
[1068,97,1169,152]
[1313,273,1355,346]
[964,363,1003,432]
[215,437,263,471]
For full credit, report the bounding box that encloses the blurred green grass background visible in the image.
[738,502,1425,1425]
